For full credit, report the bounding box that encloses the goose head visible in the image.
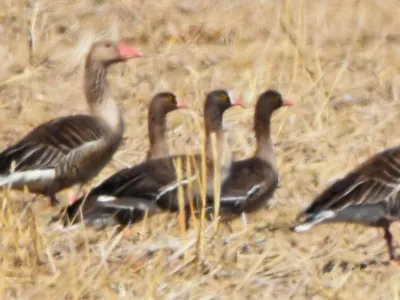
[150,92,187,116]
[88,40,142,67]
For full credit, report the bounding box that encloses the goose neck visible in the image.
[254,114,276,167]
[147,113,168,159]
[84,60,123,133]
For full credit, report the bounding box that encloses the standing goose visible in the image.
[0,40,142,205]
[62,90,242,226]
[146,92,186,159]
[293,147,400,262]
[210,90,292,217]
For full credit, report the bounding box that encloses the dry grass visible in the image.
[1,0,400,298]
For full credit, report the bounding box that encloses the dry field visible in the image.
[2,0,400,299]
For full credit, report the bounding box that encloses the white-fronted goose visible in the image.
[292,147,400,262]
[0,40,142,205]
[62,90,242,226]
[209,90,292,217]
[147,92,186,159]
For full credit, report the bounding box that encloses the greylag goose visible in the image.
[0,40,142,206]
[62,90,242,226]
[293,147,400,263]
[209,90,292,217]
[146,92,186,159]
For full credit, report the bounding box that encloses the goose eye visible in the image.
[220,93,228,101]
[167,95,173,101]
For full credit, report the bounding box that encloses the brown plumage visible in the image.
[210,90,292,217]
[146,92,186,159]
[293,146,400,262]
[61,89,242,227]
[0,40,142,205]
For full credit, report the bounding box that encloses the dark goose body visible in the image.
[62,90,242,226]
[293,146,400,261]
[218,157,279,215]
[210,90,292,217]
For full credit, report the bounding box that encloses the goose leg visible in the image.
[184,207,192,229]
[32,194,40,203]
[68,183,83,204]
[383,224,398,263]
[49,194,60,206]
[122,227,134,239]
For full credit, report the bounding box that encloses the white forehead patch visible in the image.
[226,90,233,103]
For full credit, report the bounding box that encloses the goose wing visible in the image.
[303,147,400,215]
[0,115,109,174]
[89,159,176,198]
[218,158,278,213]
[78,154,203,215]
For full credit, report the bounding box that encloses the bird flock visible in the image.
[1,40,400,265]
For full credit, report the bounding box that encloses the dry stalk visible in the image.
[174,156,186,236]
[211,132,221,228]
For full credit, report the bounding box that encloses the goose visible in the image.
[293,146,400,263]
[211,90,292,219]
[146,92,186,159]
[0,40,142,205]
[62,90,242,227]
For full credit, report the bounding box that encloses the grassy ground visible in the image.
[1,0,400,298]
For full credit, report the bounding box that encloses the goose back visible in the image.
[0,115,110,173]
[299,146,400,224]
[292,145,400,262]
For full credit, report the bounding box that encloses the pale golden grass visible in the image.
[1,0,400,298]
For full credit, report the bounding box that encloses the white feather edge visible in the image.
[227,90,234,104]
[97,195,116,202]
[155,174,198,201]
[293,210,336,232]
[220,184,262,203]
[0,169,56,187]
[95,175,199,211]
[97,195,160,212]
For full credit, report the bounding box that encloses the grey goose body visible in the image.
[0,41,142,205]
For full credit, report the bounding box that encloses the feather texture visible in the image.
[218,157,279,214]
[298,147,400,222]
[293,146,400,261]
[0,115,109,173]
[62,90,239,226]
[0,41,142,205]
[87,153,221,210]
[209,90,290,216]
[62,153,221,225]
